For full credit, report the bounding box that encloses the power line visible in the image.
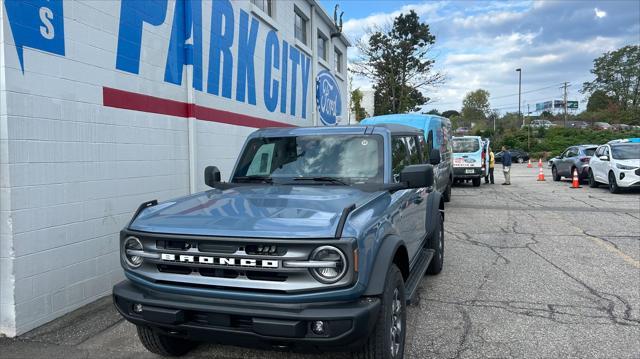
[427,82,566,107]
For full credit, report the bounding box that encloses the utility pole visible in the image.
[516,68,522,127]
[527,104,530,151]
[561,82,570,128]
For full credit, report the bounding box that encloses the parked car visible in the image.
[495,149,530,164]
[551,145,598,181]
[593,122,612,130]
[567,121,589,129]
[611,124,631,131]
[361,114,453,202]
[526,119,555,129]
[452,136,484,186]
[589,139,640,193]
[113,124,446,358]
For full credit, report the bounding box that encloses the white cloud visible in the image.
[342,0,638,113]
[342,1,445,41]
[452,11,525,29]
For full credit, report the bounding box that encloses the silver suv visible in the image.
[551,145,598,181]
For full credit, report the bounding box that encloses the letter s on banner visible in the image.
[316,71,342,126]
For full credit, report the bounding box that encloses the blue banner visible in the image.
[4,0,66,71]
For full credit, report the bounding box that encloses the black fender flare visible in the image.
[363,235,407,296]
[425,191,444,237]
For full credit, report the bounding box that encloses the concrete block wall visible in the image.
[0,0,349,336]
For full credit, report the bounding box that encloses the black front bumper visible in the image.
[113,280,380,351]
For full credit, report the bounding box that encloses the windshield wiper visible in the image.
[234,175,273,183]
[292,176,348,185]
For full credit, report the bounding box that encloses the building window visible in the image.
[294,8,308,45]
[334,48,343,73]
[251,0,272,16]
[317,32,327,61]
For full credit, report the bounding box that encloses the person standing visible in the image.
[502,146,512,185]
[485,148,495,184]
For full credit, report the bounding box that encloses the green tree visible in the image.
[582,45,640,114]
[353,10,443,115]
[586,89,613,112]
[350,88,368,122]
[461,89,491,125]
[540,110,553,118]
[425,109,440,115]
[442,110,460,118]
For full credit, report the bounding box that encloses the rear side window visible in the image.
[584,148,596,157]
[567,148,579,157]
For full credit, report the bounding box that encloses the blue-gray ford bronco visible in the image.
[113,124,445,359]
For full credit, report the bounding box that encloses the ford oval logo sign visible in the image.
[316,71,342,126]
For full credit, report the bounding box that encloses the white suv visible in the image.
[588,140,640,193]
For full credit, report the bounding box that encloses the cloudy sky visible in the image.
[319,0,640,114]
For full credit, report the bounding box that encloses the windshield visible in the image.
[611,143,640,160]
[233,134,384,184]
[452,138,480,153]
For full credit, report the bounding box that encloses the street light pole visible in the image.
[516,68,522,127]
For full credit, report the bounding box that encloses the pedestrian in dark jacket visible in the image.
[502,146,512,185]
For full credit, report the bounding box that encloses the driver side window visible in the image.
[391,136,409,182]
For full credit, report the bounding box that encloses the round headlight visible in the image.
[123,236,144,268]
[309,246,347,283]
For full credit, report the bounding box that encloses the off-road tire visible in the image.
[517,157,524,164]
[426,210,444,275]
[608,172,620,194]
[136,325,196,357]
[353,265,406,359]
[552,166,561,181]
[588,169,599,188]
[472,177,481,187]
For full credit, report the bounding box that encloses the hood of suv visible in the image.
[129,185,375,238]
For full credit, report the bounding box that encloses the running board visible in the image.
[405,248,434,304]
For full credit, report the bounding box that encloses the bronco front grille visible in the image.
[123,232,357,294]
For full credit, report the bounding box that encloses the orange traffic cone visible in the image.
[527,159,532,168]
[570,168,581,188]
[538,158,543,168]
[537,166,545,181]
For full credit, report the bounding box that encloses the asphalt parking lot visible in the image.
[1,164,638,359]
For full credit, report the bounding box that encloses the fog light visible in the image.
[133,303,143,313]
[311,320,326,335]
[620,172,625,180]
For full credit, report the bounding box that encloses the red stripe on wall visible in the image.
[103,87,294,128]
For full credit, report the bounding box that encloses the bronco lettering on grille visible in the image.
[160,253,279,268]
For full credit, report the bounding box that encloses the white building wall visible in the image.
[0,0,349,336]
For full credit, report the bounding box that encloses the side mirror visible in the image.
[429,149,441,165]
[400,164,434,189]
[598,155,609,161]
[204,166,221,188]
